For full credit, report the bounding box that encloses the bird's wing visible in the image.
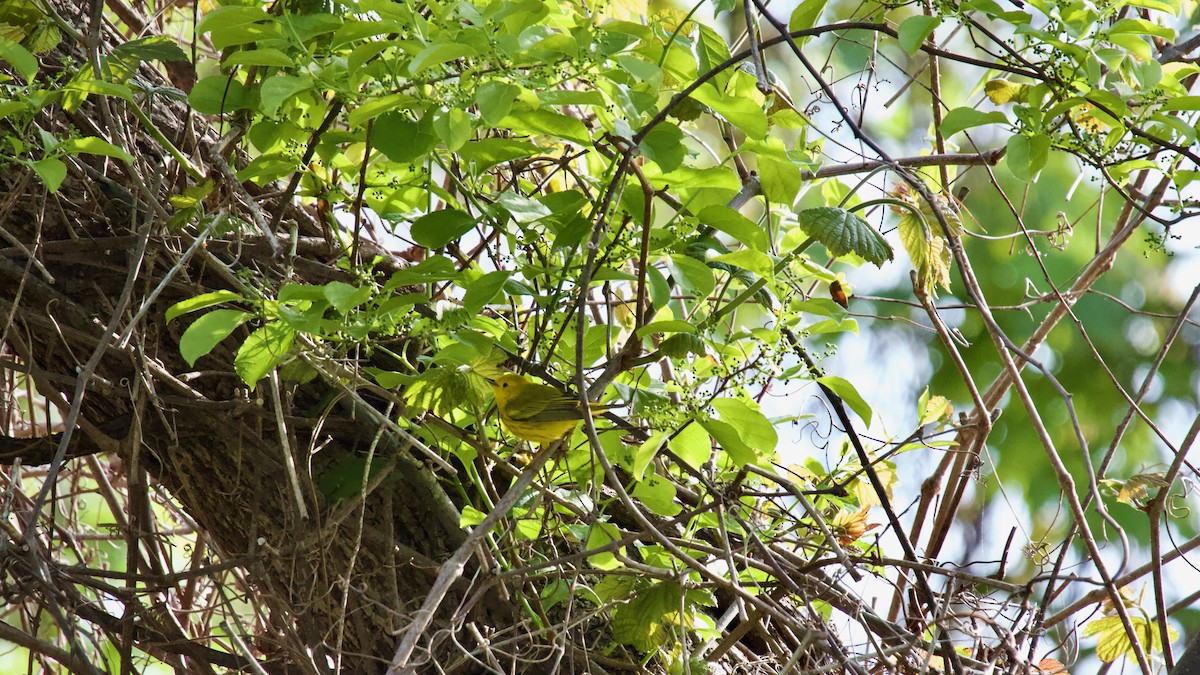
[505,386,583,422]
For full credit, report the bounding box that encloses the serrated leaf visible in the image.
[797,207,893,266]
[898,212,951,295]
[179,309,251,366]
[889,183,958,296]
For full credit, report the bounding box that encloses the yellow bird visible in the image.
[489,373,610,445]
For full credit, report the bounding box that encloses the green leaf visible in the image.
[475,81,521,126]
[0,100,30,120]
[197,6,280,50]
[223,47,295,68]
[1006,133,1050,181]
[636,320,697,337]
[0,36,36,80]
[166,290,245,323]
[31,157,65,191]
[689,82,768,139]
[64,79,133,103]
[668,253,716,299]
[640,123,686,172]
[797,207,893,266]
[659,333,706,358]
[372,112,437,163]
[743,136,802,203]
[456,499,484,526]
[790,0,832,32]
[497,191,552,223]
[632,473,681,516]
[323,281,372,314]
[114,35,190,63]
[1109,17,1175,39]
[235,321,296,390]
[1161,96,1200,112]
[411,209,476,249]
[196,5,272,35]
[939,107,1008,138]
[698,205,768,252]
[432,107,474,151]
[501,107,591,145]
[585,521,623,570]
[348,92,419,125]
[816,376,872,426]
[179,309,251,366]
[189,75,253,114]
[386,256,460,286]
[409,42,478,76]
[277,284,328,303]
[317,455,383,502]
[260,75,313,116]
[463,270,511,314]
[712,398,777,455]
[700,418,757,467]
[897,15,941,55]
[632,430,668,480]
[457,138,538,172]
[56,136,135,163]
[668,422,711,469]
[712,249,773,277]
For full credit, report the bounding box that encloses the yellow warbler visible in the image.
[490,373,609,445]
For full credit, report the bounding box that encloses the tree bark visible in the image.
[0,11,523,674]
